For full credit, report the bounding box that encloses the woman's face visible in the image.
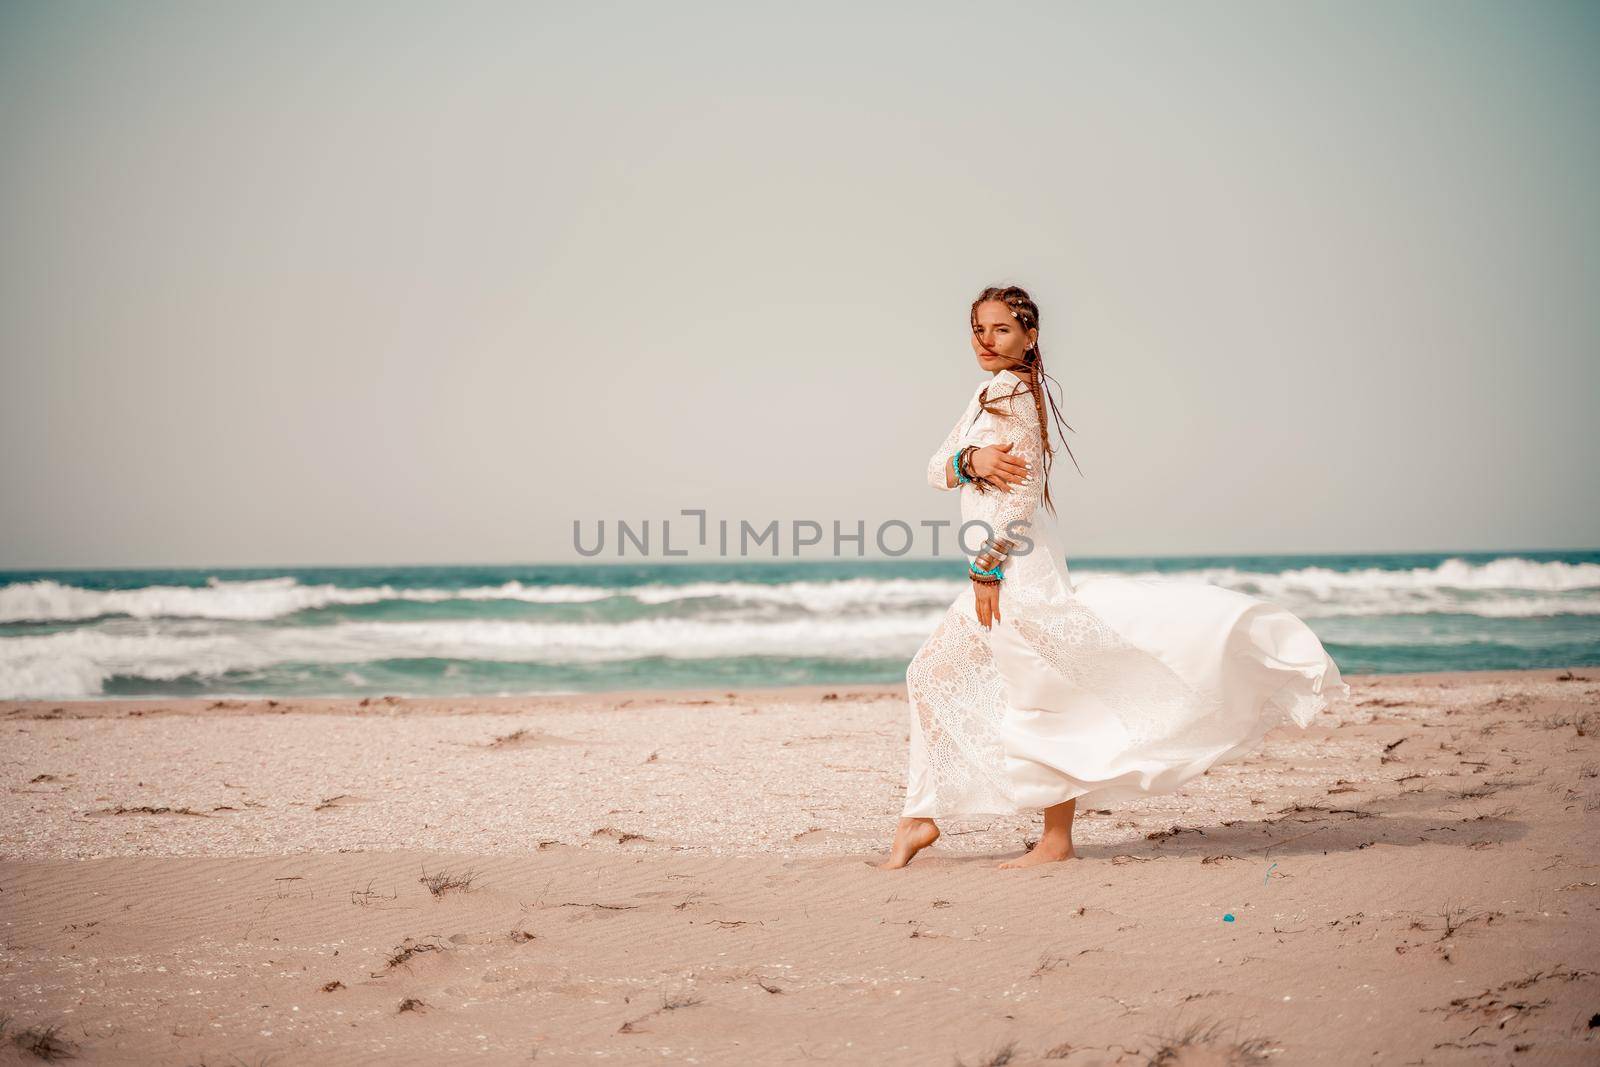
[971,300,1037,374]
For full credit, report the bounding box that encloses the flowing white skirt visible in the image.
[900,569,1351,818]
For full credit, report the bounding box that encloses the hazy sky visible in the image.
[2,0,1596,569]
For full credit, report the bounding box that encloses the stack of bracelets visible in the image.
[950,445,979,486]
[950,448,1016,583]
[969,535,1015,584]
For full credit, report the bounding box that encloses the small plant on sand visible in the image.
[384,938,446,970]
[490,728,531,747]
[1535,711,1593,735]
[1437,902,1485,941]
[11,1022,78,1061]
[1144,1018,1271,1066]
[1465,804,1515,823]
[419,867,478,897]
[350,879,398,907]
[661,992,703,1011]
[1030,952,1066,977]
[617,989,704,1033]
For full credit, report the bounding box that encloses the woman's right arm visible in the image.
[926,386,984,491]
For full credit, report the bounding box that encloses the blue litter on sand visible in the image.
[1223,913,1235,922]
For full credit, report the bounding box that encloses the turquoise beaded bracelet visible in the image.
[969,561,1004,581]
[952,449,971,486]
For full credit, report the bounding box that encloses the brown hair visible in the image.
[969,284,1081,517]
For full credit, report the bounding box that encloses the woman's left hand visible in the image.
[973,579,1001,629]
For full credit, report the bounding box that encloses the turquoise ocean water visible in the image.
[1,550,1596,700]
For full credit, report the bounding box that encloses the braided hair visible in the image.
[969,284,1082,518]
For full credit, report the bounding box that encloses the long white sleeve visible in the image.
[925,384,987,491]
[966,377,1046,564]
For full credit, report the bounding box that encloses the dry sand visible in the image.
[1,668,1598,1064]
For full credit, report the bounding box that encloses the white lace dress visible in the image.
[901,368,1352,818]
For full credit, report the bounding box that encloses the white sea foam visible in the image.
[0,576,612,622]
[2,557,1595,696]
[0,614,946,698]
[3,557,1595,624]
[626,577,963,610]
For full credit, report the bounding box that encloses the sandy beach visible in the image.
[2,668,1598,1064]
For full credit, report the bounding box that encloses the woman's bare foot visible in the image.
[875,817,940,869]
[998,798,1080,869]
[996,832,1076,869]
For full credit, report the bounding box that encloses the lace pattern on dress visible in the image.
[902,371,1045,815]
[904,601,1016,814]
[962,373,1044,551]
[925,383,987,491]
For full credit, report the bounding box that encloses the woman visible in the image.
[879,285,1350,870]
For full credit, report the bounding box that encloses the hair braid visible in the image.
[969,285,1081,517]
